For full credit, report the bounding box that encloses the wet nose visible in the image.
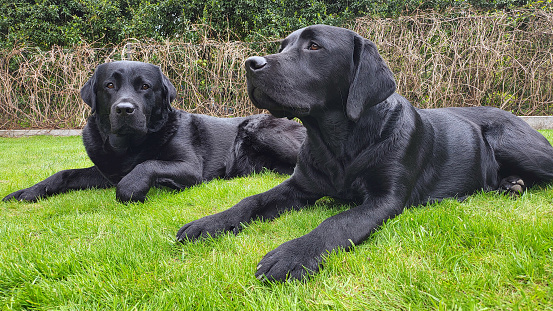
[114,102,135,115]
[245,56,267,71]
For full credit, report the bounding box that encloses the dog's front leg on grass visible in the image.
[176,178,319,242]
[255,199,404,282]
[116,160,203,203]
[3,166,111,202]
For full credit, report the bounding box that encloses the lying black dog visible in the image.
[176,25,553,281]
[3,61,305,203]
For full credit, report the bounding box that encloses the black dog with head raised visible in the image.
[4,61,305,203]
[176,25,553,281]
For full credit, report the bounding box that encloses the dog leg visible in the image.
[176,178,319,242]
[255,198,404,282]
[3,166,111,202]
[116,160,204,203]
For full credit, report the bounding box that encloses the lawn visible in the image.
[1,133,552,310]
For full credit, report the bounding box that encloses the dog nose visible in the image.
[114,102,135,115]
[246,56,267,71]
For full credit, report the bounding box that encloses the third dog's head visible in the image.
[245,25,396,121]
[80,61,176,142]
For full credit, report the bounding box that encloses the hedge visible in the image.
[1,0,551,49]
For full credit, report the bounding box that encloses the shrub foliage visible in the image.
[1,0,550,49]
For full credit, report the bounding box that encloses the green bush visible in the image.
[1,0,125,49]
[1,0,549,49]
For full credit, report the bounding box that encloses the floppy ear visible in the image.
[346,35,396,121]
[148,66,177,133]
[80,71,97,114]
[160,68,176,112]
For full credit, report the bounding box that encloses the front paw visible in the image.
[176,212,244,242]
[3,185,47,202]
[115,178,150,203]
[255,237,324,282]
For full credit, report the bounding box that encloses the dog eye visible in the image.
[141,84,150,90]
[106,83,114,89]
[308,43,321,51]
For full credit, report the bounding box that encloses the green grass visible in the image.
[1,133,552,310]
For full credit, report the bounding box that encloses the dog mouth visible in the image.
[248,86,310,118]
[109,111,148,135]
[110,121,148,137]
[107,125,148,152]
[111,126,140,135]
[249,87,277,109]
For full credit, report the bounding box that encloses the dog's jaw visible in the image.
[107,134,130,154]
[105,132,148,154]
[248,84,311,119]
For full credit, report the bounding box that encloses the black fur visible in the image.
[3,61,305,203]
[176,25,553,281]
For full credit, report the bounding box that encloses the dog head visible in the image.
[80,61,177,146]
[245,25,396,121]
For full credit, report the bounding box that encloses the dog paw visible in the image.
[2,186,46,202]
[115,177,150,203]
[499,175,526,197]
[115,187,147,203]
[255,237,323,282]
[176,212,243,242]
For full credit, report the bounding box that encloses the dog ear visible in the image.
[346,35,396,121]
[80,71,97,114]
[160,68,176,112]
[148,66,177,133]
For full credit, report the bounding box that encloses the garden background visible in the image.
[0,0,552,129]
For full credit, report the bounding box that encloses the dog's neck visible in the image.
[299,110,352,155]
[298,98,403,157]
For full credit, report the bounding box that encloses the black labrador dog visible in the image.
[176,25,553,281]
[3,61,305,203]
